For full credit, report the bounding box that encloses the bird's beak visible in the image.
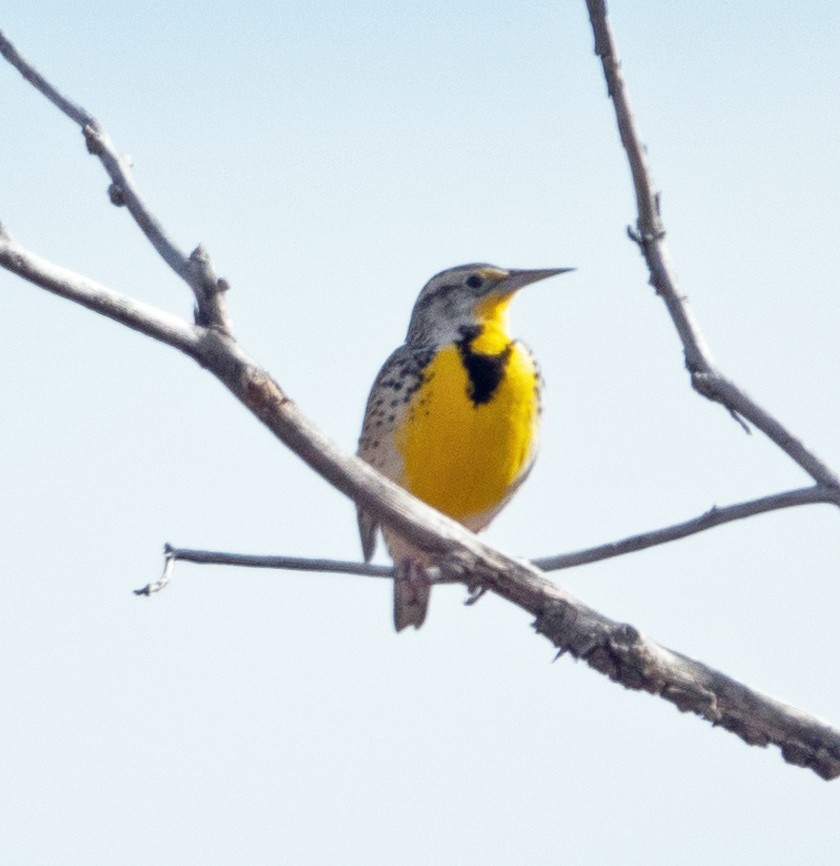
[500,267,575,293]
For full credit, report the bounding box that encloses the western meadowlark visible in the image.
[357,263,571,631]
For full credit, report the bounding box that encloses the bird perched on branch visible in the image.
[357,263,572,631]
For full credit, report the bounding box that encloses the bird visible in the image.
[357,263,572,631]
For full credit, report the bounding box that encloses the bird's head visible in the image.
[405,263,572,346]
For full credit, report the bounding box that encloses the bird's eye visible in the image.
[466,274,483,289]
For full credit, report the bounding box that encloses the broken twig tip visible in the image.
[464,586,487,607]
[134,547,177,597]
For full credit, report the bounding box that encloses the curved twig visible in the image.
[134,547,177,596]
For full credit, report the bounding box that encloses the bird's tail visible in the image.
[393,560,431,631]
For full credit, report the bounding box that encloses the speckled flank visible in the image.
[357,345,434,470]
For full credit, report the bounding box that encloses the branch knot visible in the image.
[108,183,126,207]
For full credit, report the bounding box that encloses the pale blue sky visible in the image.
[2,3,840,864]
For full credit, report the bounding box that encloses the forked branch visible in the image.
[0,29,232,335]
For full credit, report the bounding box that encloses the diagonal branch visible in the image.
[0,29,232,335]
[0,224,200,354]
[585,0,840,491]
[0,28,91,126]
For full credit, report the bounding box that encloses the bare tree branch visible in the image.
[0,224,199,353]
[585,0,840,491]
[0,28,232,335]
[2,26,840,779]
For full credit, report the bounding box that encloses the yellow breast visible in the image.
[394,332,540,526]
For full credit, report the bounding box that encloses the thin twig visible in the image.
[168,545,396,579]
[0,29,92,126]
[534,485,839,570]
[586,0,840,491]
[133,545,393,596]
